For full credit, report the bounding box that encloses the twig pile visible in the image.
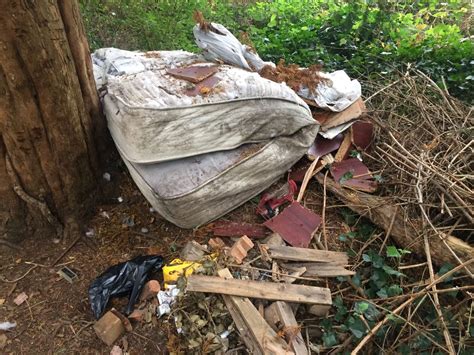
[364,71,473,245]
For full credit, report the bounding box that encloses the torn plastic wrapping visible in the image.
[299,70,362,112]
[193,23,273,71]
[88,255,164,319]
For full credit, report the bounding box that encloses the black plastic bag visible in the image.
[88,255,163,319]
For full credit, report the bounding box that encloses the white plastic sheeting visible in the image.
[299,71,362,112]
[193,23,273,71]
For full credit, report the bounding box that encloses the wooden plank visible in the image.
[217,269,290,354]
[320,98,365,131]
[282,263,355,277]
[267,245,348,265]
[187,274,332,306]
[220,290,263,354]
[265,301,309,355]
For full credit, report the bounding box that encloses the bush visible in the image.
[80,0,473,102]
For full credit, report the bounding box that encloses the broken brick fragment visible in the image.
[229,235,254,264]
[208,237,226,251]
[128,309,146,322]
[94,311,125,346]
[140,280,161,301]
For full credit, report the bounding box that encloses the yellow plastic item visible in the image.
[162,258,202,285]
[162,254,218,288]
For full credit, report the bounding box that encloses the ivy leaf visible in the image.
[377,287,388,298]
[352,272,362,287]
[387,284,403,296]
[320,319,332,332]
[386,246,401,258]
[355,301,369,314]
[382,264,405,277]
[438,263,454,282]
[322,331,338,347]
[339,171,354,183]
[373,174,384,182]
[347,316,367,339]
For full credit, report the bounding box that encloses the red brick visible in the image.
[140,280,160,301]
[94,311,125,346]
[229,235,254,264]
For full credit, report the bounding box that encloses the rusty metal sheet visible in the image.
[351,120,374,151]
[212,221,269,238]
[184,76,220,97]
[308,133,344,158]
[264,202,321,248]
[330,158,377,192]
[167,65,219,83]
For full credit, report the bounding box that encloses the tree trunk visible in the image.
[0,0,103,242]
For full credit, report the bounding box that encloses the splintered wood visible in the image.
[187,274,332,306]
[265,301,308,355]
[217,268,291,355]
[266,245,348,264]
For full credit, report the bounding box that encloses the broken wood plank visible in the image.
[316,174,474,274]
[217,269,290,354]
[320,98,366,131]
[187,274,332,306]
[219,289,263,354]
[267,245,348,265]
[282,263,355,277]
[334,132,353,162]
[265,301,308,355]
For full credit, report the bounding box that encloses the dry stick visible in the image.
[350,258,474,355]
[415,69,464,117]
[5,154,63,237]
[228,264,323,283]
[386,136,473,221]
[297,157,319,203]
[395,299,470,351]
[51,234,82,267]
[364,78,401,103]
[378,207,397,254]
[416,161,456,354]
[322,170,329,250]
[382,144,474,275]
[0,265,38,283]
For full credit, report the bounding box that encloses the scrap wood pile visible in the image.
[166,234,352,354]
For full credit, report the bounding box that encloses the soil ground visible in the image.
[0,160,347,354]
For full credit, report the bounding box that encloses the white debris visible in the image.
[157,286,180,318]
[0,322,16,331]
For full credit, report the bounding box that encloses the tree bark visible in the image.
[0,0,103,242]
